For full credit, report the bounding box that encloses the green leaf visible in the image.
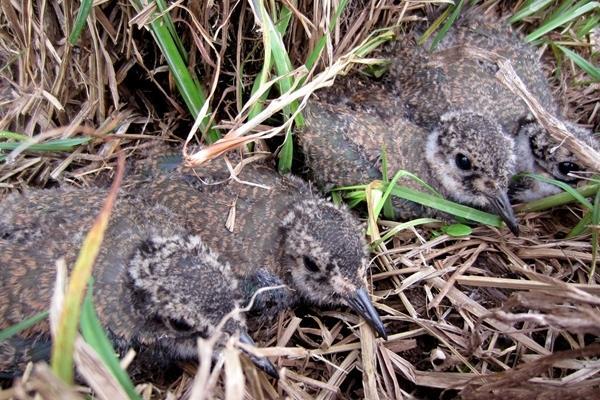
[418,6,452,46]
[129,0,218,142]
[442,223,473,237]
[577,13,600,37]
[0,311,49,342]
[0,130,30,141]
[430,0,465,51]
[51,161,123,384]
[522,173,594,210]
[304,0,350,71]
[518,183,599,212]
[526,2,600,42]
[80,281,141,400]
[509,0,554,23]
[278,128,294,174]
[380,145,396,219]
[371,218,440,247]
[556,44,600,81]
[68,0,94,45]
[0,137,91,152]
[567,210,592,238]
[590,187,600,281]
[389,184,504,228]
[155,0,188,62]
[331,191,343,206]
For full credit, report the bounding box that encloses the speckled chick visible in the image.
[0,191,278,379]
[134,155,387,339]
[385,12,598,200]
[297,86,520,235]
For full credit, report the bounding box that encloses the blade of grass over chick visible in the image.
[333,177,501,228]
[0,311,49,342]
[51,154,125,384]
[80,282,141,400]
[518,174,597,211]
[429,0,465,51]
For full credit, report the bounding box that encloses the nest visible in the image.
[1,0,599,399]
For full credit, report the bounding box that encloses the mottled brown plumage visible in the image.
[384,12,598,200]
[297,85,520,234]
[133,155,387,338]
[0,191,278,379]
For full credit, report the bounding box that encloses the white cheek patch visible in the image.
[331,274,357,296]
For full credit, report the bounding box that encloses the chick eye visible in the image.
[558,162,580,176]
[455,153,472,171]
[302,256,320,272]
[167,317,193,332]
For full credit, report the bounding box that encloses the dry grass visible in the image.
[1,0,599,399]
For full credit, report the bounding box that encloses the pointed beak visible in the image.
[345,287,388,340]
[486,191,519,236]
[238,332,280,379]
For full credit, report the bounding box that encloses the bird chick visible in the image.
[137,156,388,339]
[385,12,598,200]
[298,92,520,234]
[0,191,278,379]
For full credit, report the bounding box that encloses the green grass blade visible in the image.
[371,218,440,247]
[68,0,94,45]
[509,0,554,23]
[577,13,600,37]
[51,157,124,384]
[332,184,369,191]
[245,1,294,121]
[80,282,141,400]
[347,198,365,208]
[429,0,465,51]
[556,44,600,81]
[389,184,504,228]
[523,173,595,210]
[279,127,294,174]
[567,211,592,237]
[517,183,599,212]
[526,2,600,42]
[0,137,91,152]
[155,0,188,62]
[418,6,452,46]
[590,188,599,282]
[129,1,218,142]
[0,311,49,342]
[0,130,30,141]
[304,0,350,70]
[380,145,396,219]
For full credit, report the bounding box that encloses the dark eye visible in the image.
[302,256,320,272]
[558,162,580,176]
[455,153,472,170]
[167,317,193,332]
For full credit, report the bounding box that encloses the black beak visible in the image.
[345,287,388,340]
[238,332,279,379]
[487,191,519,236]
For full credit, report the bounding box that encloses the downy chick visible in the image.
[0,191,278,379]
[298,90,519,234]
[134,155,388,339]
